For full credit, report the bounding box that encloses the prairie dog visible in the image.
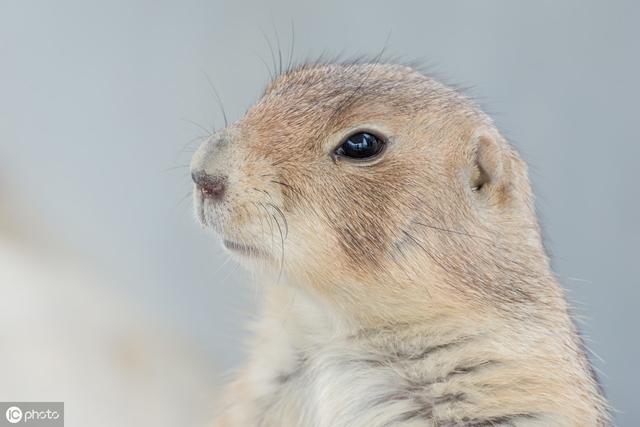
[190,63,610,426]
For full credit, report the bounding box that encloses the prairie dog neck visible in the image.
[223,281,596,427]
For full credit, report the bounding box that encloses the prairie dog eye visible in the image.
[335,132,385,160]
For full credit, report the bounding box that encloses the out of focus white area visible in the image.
[0,1,638,425]
[0,241,218,426]
[0,189,221,426]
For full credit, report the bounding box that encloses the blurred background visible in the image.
[1,1,638,425]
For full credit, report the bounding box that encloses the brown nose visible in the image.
[192,171,226,200]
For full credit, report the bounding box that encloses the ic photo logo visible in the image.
[5,407,22,424]
[2,403,63,426]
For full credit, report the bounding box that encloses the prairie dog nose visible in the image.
[192,171,227,200]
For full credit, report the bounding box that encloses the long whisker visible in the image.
[210,253,235,277]
[218,259,242,285]
[259,27,277,79]
[178,134,210,155]
[251,187,290,240]
[271,20,283,75]
[161,164,190,173]
[257,199,285,281]
[267,202,288,238]
[269,211,286,283]
[401,229,449,274]
[181,117,213,135]
[176,190,193,207]
[287,20,295,72]
[258,201,276,253]
[270,180,303,200]
[252,49,275,81]
[202,71,229,127]
[411,220,492,243]
[251,201,268,247]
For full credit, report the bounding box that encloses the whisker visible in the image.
[252,49,275,80]
[161,164,190,173]
[252,187,271,198]
[251,188,290,239]
[218,259,242,284]
[210,253,234,277]
[252,187,279,209]
[258,201,276,253]
[251,201,268,248]
[270,179,303,200]
[251,185,288,281]
[401,230,449,273]
[411,220,491,243]
[202,71,229,127]
[176,190,193,207]
[177,134,210,155]
[271,19,283,75]
[287,20,295,73]
[269,211,286,283]
[267,202,288,238]
[181,117,213,135]
[259,27,278,79]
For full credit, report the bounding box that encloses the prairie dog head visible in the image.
[191,63,549,322]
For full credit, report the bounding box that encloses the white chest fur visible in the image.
[250,334,431,427]
[232,287,551,427]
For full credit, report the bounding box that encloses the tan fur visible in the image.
[191,63,610,426]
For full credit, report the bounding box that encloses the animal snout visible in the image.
[192,171,227,201]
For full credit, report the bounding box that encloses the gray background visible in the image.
[1,0,638,425]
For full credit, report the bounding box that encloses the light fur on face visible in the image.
[191,62,610,426]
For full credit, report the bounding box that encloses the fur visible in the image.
[190,63,610,426]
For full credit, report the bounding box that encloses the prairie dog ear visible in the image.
[468,128,510,195]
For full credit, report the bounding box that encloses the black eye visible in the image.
[335,132,385,160]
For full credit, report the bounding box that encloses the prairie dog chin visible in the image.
[191,62,610,426]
